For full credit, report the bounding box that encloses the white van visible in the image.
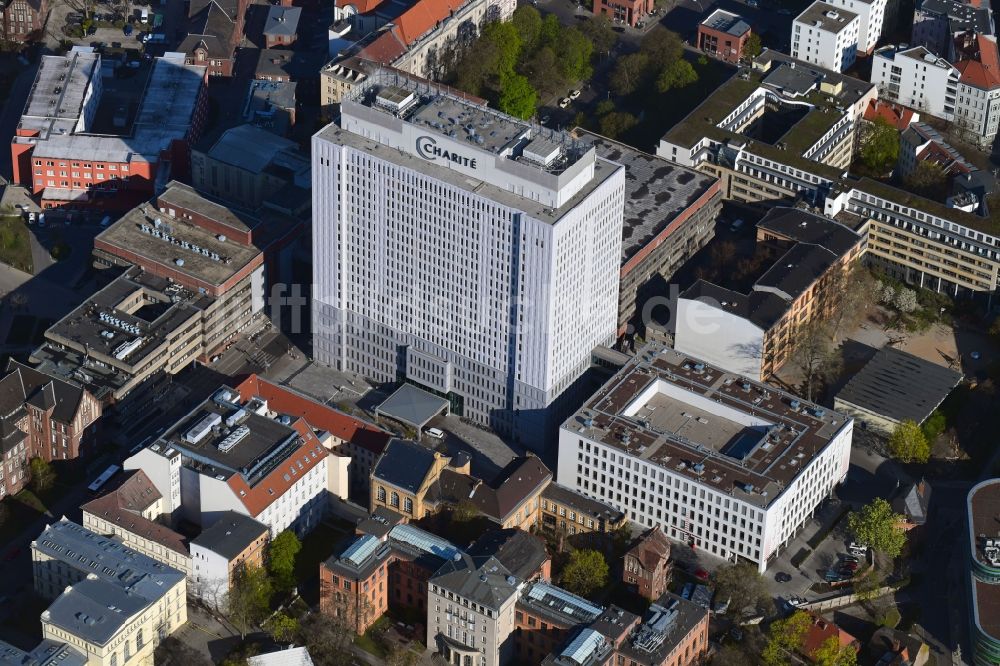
[426,427,445,439]
[139,8,149,23]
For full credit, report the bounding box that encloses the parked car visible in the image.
[694,568,710,582]
[788,596,806,607]
[123,23,133,36]
[540,114,551,125]
[681,583,695,600]
[558,98,571,109]
[569,89,581,100]
[848,542,868,556]
[425,427,445,439]
[824,570,843,582]
[774,571,792,583]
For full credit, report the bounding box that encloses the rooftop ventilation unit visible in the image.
[184,412,223,444]
[218,425,250,453]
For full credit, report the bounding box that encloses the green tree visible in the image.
[595,99,616,116]
[903,160,948,199]
[888,419,930,463]
[561,549,609,597]
[482,21,522,79]
[744,32,763,59]
[511,5,543,52]
[861,117,900,172]
[848,498,906,558]
[29,457,55,494]
[713,561,770,617]
[812,636,858,666]
[921,410,947,442]
[641,27,684,70]
[554,27,594,82]
[525,46,565,97]
[498,73,537,119]
[452,499,481,522]
[539,13,562,48]
[610,52,650,96]
[227,563,273,639]
[762,610,811,666]
[268,530,302,593]
[657,58,698,92]
[599,111,638,139]
[579,16,616,56]
[266,611,300,643]
[453,38,500,95]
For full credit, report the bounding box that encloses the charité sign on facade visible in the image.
[416,135,479,169]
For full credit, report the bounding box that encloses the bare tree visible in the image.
[825,264,875,339]
[791,319,841,402]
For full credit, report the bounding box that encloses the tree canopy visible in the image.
[888,419,930,463]
[745,32,763,59]
[861,117,900,172]
[657,59,698,92]
[713,561,771,617]
[848,498,906,558]
[499,73,538,119]
[29,457,55,494]
[268,530,302,593]
[812,636,858,666]
[762,610,811,666]
[561,549,609,597]
[227,564,272,638]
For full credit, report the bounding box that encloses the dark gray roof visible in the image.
[836,347,962,423]
[42,578,148,646]
[757,207,862,256]
[430,553,519,609]
[0,639,87,666]
[542,483,626,525]
[371,438,438,493]
[356,506,405,538]
[468,529,548,581]
[701,9,751,37]
[264,5,301,36]
[0,360,88,424]
[191,510,268,560]
[892,480,932,525]
[375,384,449,428]
[916,0,994,35]
[616,593,709,666]
[680,281,790,330]
[754,243,838,302]
[575,130,718,266]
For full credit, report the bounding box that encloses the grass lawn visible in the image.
[0,216,32,274]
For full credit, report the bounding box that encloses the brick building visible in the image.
[11,50,207,213]
[0,0,48,42]
[180,0,248,77]
[515,582,605,664]
[698,9,752,64]
[623,527,672,601]
[264,5,300,47]
[0,360,101,496]
[592,0,653,27]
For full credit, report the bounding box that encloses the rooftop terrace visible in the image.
[564,343,851,508]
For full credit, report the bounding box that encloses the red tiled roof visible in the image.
[81,470,190,556]
[800,612,858,661]
[336,0,386,12]
[227,420,329,517]
[359,31,407,65]
[863,100,917,131]
[234,375,391,455]
[392,0,465,46]
[955,34,1000,89]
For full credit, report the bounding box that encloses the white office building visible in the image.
[871,45,959,119]
[792,1,861,72]
[825,0,889,54]
[557,344,853,572]
[312,70,626,444]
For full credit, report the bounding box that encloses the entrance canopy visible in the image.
[375,383,449,429]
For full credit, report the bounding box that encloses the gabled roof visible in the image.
[264,5,301,36]
[864,100,918,131]
[234,375,390,455]
[626,527,671,573]
[189,0,239,20]
[954,33,1000,89]
[80,470,189,556]
[371,438,441,494]
[430,553,519,609]
[799,612,858,659]
[431,456,551,522]
[0,360,89,424]
[181,1,236,59]
[892,479,932,525]
[468,528,549,581]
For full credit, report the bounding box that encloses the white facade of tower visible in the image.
[311,72,625,444]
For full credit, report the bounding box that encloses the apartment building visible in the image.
[697,10,752,63]
[792,2,860,73]
[263,5,300,47]
[320,0,492,110]
[872,46,959,119]
[515,582,604,665]
[575,130,722,338]
[966,478,1000,666]
[313,70,625,444]
[541,593,709,666]
[124,385,343,537]
[623,527,672,601]
[825,0,889,54]
[658,51,877,204]
[81,469,193,576]
[952,32,1000,148]
[912,0,994,57]
[233,374,391,501]
[539,482,628,540]
[11,50,207,212]
[675,207,863,380]
[0,360,101,488]
[321,523,461,632]
[190,511,270,607]
[592,0,653,26]
[180,0,249,77]
[427,554,522,666]
[0,0,48,42]
[557,344,854,572]
[31,519,187,666]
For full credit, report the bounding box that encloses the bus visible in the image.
[88,465,120,493]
